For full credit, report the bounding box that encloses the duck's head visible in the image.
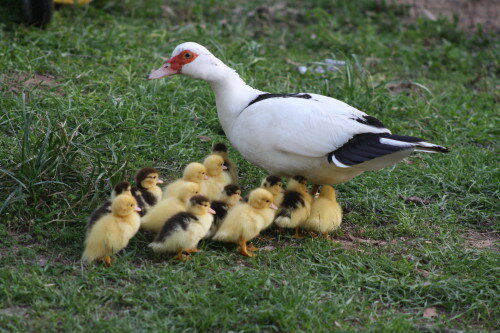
[187,194,216,216]
[248,188,277,210]
[148,42,223,81]
[135,167,164,189]
[204,154,227,177]
[219,184,242,207]
[260,175,284,197]
[112,181,132,199]
[319,185,337,201]
[112,194,141,217]
[178,182,201,203]
[183,162,209,183]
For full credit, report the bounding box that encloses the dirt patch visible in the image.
[464,230,498,251]
[392,0,499,32]
[0,72,61,94]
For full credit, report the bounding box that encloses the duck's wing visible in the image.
[242,93,447,168]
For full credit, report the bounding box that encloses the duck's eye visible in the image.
[184,52,192,59]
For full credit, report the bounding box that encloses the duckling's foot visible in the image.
[247,243,258,252]
[103,256,112,267]
[292,227,304,239]
[173,251,190,261]
[239,237,255,257]
[257,235,275,241]
[322,233,331,240]
[184,248,200,253]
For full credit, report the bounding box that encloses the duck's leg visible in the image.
[322,232,331,240]
[173,250,186,261]
[184,248,200,253]
[239,237,254,257]
[292,227,304,239]
[310,184,320,196]
[103,256,112,267]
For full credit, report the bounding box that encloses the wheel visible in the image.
[21,0,54,28]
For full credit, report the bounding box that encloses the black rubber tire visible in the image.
[21,0,54,28]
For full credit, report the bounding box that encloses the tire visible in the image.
[21,0,54,28]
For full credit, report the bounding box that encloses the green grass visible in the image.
[0,0,498,331]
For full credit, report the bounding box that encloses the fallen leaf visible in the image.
[259,245,276,251]
[404,196,433,205]
[196,135,212,141]
[423,307,438,318]
[415,268,431,278]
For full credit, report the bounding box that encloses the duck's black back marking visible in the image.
[154,212,197,242]
[223,184,240,196]
[87,201,112,229]
[190,195,210,206]
[113,182,131,196]
[354,115,386,128]
[328,133,425,166]
[210,200,229,225]
[132,188,148,216]
[278,190,305,214]
[246,93,312,108]
[264,175,282,186]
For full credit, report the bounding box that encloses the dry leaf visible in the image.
[196,135,212,141]
[423,307,438,318]
[404,196,433,205]
[259,245,277,251]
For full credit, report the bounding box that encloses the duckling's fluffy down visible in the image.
[212,203,274,243]
[82,213,140,263]
[301,196,342,234]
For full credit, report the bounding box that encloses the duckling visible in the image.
[274,175,312,238]
[212,142,238,184]
[213,188,277,257]
[82,194,141,266]
[149,195,215,260]
[164,162,208,199]
[261,175,284,206]
[302,185,342,237]
[206,184,242,238]
[132,167,164,216]
[201,154,231,200]
[141,182,201,234]
[87,181,132,231]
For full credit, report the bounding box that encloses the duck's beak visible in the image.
[222,165,228,170]
[157,179,164,184]
[208,208,216,214]
[204,175,209,180]
[148,62,178,80]
[270,203,278,210]
[135,206,142,212]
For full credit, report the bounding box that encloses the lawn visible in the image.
[0,0,498,331]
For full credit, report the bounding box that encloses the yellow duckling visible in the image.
[82,194,142,266]
[141,182,201,234]
[88,181,132,230]
[213,188,277,257]
[261,175,284,206]
[212,142,238,184]
[200,154,231,200]
[302,185,342,237]
[206,184,242,238]
[132,167,164,216]
[164,162,208,199]
[149,195,215,260]
[274,176,312,238]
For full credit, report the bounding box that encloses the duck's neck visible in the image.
[208,63,261,133]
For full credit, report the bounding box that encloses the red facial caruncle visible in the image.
[148,49,199,80]
[166,50,199,72]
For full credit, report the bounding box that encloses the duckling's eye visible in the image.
[266,200,270,203]
[130,204,133,207]
[184,52,192,59]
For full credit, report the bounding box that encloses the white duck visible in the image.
[148,42,449,185]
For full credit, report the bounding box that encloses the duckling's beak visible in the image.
[148,62,178,80]
[222,165,228,170]
[204,175,209,180]
[135,206,142,212]
[157,179,164,184]
[208,208,216,214]
[270,203,278,210]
